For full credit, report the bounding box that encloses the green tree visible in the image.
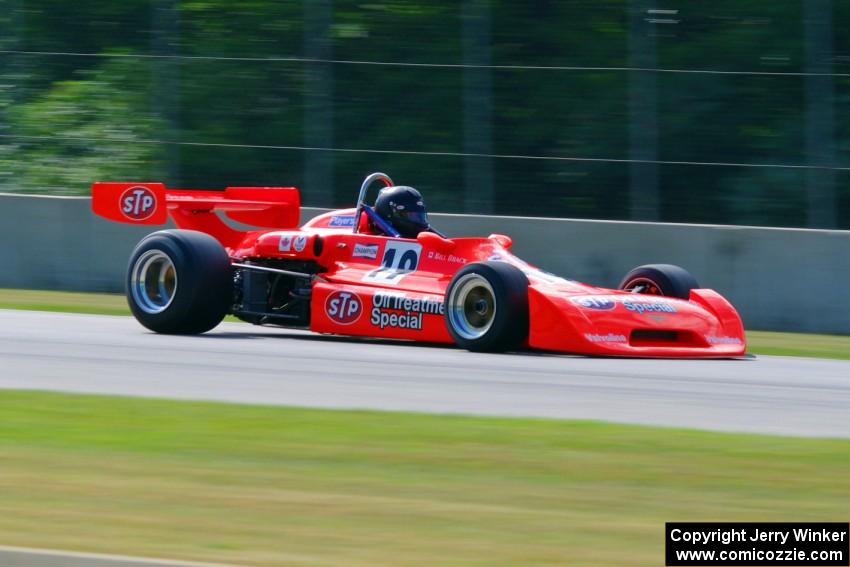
[1,59,165,194]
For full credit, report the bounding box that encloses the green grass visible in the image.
[0,391,848,566]
[745,330,850,360]
[0,288,130,316]
[1,288,849,360]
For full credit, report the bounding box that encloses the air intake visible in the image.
[630,330,703,347]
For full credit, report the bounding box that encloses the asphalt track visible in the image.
[2,309,849,437]
[0,545,233,567]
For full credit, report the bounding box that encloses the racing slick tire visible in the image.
[618,264,699,299]
[444,261,529,352]
[126,229,232,334]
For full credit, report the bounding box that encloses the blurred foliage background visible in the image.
[0,0,847,228]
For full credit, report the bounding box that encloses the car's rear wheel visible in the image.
[127,230,232,334]
[444,261,529,352]
[618,264,699,299]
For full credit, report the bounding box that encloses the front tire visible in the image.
[618,264,699,299]
[444,261,529,352]
[126,230,232,334]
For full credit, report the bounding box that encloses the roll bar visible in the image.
[353,172,394,234]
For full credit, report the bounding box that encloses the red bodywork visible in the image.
[92,182,746,357]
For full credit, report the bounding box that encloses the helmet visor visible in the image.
[398,210,429,228]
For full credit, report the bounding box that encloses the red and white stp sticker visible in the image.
[120,186,158,221]
[325,290,363,325]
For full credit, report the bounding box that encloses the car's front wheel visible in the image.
[126,229,232,334]
[444,261,529,352]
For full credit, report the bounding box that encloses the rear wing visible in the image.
[92,182,300,247]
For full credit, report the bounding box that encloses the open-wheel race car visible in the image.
[91,172,746,357]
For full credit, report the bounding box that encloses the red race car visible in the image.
[91,172,746,357]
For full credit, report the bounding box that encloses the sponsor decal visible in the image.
[487,254,504,262]
[325,290,363,325]
[279,235,292,252]
[363,241,421,284]
[352,243,379,260]
[571,296,616,311]
[329,215,356,228]
[623,300,677,314]
[572,296,677,314]
[584,333,627,343]
[705,335,743,345]
[426,250,467,264]
[293,235,307,252]
[120,186,157,221]
[370,291,444,330]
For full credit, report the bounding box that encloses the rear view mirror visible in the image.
[417,230,455,252]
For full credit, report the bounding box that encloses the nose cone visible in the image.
[528,289,746,357]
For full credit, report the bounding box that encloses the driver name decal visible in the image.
[427,250,467,264]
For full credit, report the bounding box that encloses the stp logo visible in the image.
[325,290,362,325]
[121,186,157,221]
[571,296,616,310]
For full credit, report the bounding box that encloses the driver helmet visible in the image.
[374,185,430,238]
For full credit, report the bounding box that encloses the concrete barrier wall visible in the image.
[0,194,155,292]
[440,213,850,335]
[1,194,847,334]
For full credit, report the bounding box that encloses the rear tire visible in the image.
[444,261,529,352]
[618,264,699,299]
[126,230,232,334]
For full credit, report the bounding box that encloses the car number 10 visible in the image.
[363,241,421,283]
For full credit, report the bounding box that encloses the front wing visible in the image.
[527,287,746,357]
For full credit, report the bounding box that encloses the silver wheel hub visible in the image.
[130,249,178,314]
[447,273,496,340]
